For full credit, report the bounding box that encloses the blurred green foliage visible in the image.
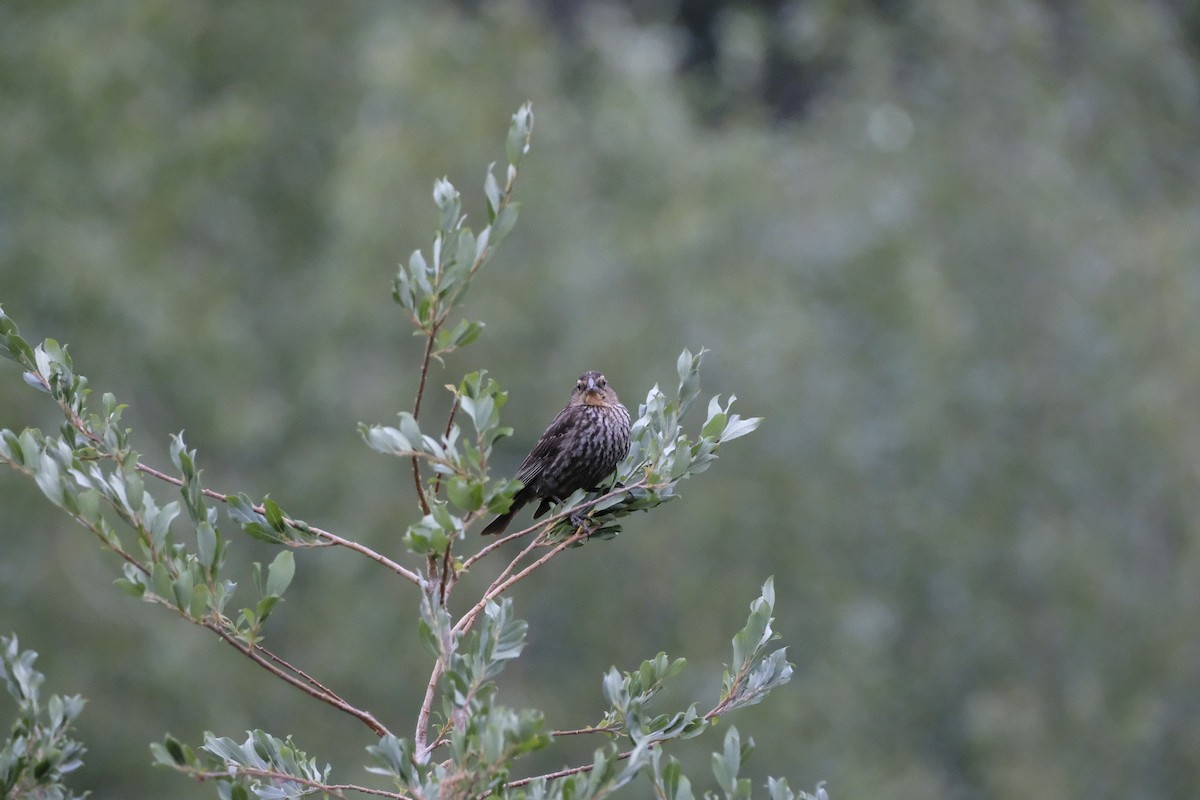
[1,0,1199,797]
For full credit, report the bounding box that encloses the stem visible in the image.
[453,529,585,637]
[203,619,392,737]
[501,749,634,790]
[432,394,460,499]
[551,725,620,737]
[1,450,392,737]
[172,765,412,799]
[416,482,648,759]
[414,656,443,761]
[409,325,440,517]
[461,480,648,573]
[134,463,422,586]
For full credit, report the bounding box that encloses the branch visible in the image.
[459,479,650,573]
[199,617,392,738]
[409,329,439,517]
[551,725,620,737]
[134,462,422,586]
[169,763,412,800]
[415,482,648,760]
[413,656,443,761]
[501,749,634,790]
[15,377,422,587]
[453,529,586,637]
[0,450,390,736]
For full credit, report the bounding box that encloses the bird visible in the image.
[481,371,631,535]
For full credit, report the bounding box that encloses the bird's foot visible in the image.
[569,510,597,538]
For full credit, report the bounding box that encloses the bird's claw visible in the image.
[569,511,597,538]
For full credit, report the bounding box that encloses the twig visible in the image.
[258,648,343,698]
[200,618,392,737]
[459,480,648,573]
[133,462,422,586]
[485,529,545,598]
[409,327,440,517]
[432,393,460,498]
[501,749,634,790]
[453,529,585,637]
[414,653,443,761]
[415,482,648,760]
[551,725,620,737]
[172,763,412,799]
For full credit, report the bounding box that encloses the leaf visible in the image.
[195,521,218,570]
[265,551,295,598]
[484,163,502,221]
[676,348,706,417]
[506,102,534,166]
[491,204,519,244]
[365,734,415,782]
[22,370,48,392]
[114,577,146,598]
[263,497,287,534]
[447,476,484,512]
[433,177,462,233]
[360,423,412,455]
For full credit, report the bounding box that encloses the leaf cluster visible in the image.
[0,636,87,800]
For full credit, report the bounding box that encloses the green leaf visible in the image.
[720,413,763,443]
[196,521,217,569]
[33,450,64,507]
[188,584,210,620]
[114,577,146,597]
[263,497,287,533]
[676,348,706,418]
[255,595,280,622]
[22,369,48,392]
[162,734,189,765]
[447,476,484,512]
[265,551,295,598]
[241,521,286,544]
[484,163,502,221]
[506,102,534,166]
[433,177,462,232]
[366,734,415,782]
[712,726,743,796]
[491,204,519,244]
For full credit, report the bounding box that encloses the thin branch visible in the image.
[171,763,412,800]
[409,327,439,517]
[258,647,344,699]
[432,393,460,498]
[16,363,399,738]
[199,617,392,738]
[459,479,649,573]
[501,749,634,790]
[485,529,545,599]
[415,486,640,759]
[413,657,443,761]
[551,725,620,737]
[134,462,422,586]
[307,527,422,587]
[453,529,586,637]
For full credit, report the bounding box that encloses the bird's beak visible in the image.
[581,375,604,405]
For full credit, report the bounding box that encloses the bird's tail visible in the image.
[481,509,517,536]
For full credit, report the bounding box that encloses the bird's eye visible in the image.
[596,377,607,387]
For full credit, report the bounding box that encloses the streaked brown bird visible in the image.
[481,371,631,535]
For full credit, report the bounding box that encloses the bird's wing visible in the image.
[513,406,578,485]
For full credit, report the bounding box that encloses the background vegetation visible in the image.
[2,0,1198,797]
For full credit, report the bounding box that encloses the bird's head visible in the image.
[572,370,618,407]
